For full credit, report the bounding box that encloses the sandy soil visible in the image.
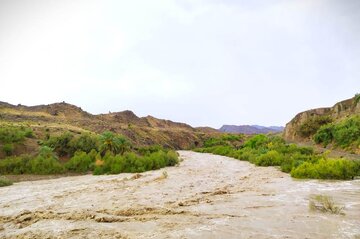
[1,151,359,239]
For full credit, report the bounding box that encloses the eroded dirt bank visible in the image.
[1,151,359,239]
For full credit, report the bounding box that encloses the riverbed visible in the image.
[1,151,359,238]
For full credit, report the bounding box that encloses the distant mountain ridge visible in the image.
[219,125,284,134]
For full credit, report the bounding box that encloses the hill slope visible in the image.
[0,101,218,152]
[284,95,360,141]
[284,95,360,153]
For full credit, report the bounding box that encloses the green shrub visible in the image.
[212,145,233,155]
[0,146,64,174]
[0,176,13,187]
[65,150,95,173]
[166,150,179,166]
[69,133,98,154]
[243,134,269,149]
[0,148,65,175]
[44,132,100,157]
[44,132,74,157]
[0,155,32,174]
[280,152,316,173]
[298,115,333,138]
[137,145,164,155]
[291,158,358,180]
[332,116,360,149]
[313,115,360,149]
[203,138,229,147]
[23,127,34,138]
[2,143,14,156]
[195,134,358,180]
[93,150,178,175]
[255,150,283,166]
[203,134,243,148]
[28,146,64,174]
[233,148,257,162]
[0,125,33,144]
[314,124,334,147]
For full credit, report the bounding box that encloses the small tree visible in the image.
[99,131,130,155]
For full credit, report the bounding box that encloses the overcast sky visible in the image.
[1,0,359,128]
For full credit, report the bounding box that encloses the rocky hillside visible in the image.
[284,95,360,143]
[0,101,218,151]
[219,125,284,134]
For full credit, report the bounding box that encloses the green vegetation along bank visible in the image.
[195,134,360,180]
[313,115,360,150]
[0,125,178,179]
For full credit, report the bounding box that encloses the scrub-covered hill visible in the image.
[284,95,360,153]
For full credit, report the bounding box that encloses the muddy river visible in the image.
[1,151,359,238]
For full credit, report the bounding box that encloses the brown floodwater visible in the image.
[0,151,359,238]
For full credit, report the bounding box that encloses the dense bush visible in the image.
[0,130,179,176]
[203,134,243,148]
[93,150,179,175]
[70,134,98,154]
[0,147,64,175]
[332,116,360,149]
[0,125,34,144]
[298,115,333,138]
[314,124,334,147]
[0,147,178,176]
[313,115,360,149]
[195,134,360,180]
[137,145,165,156]
[28,146,64,174]
[280,153,314,173]
[2,143,14,156]
[0,154,32,174]
[44,132,74,157]
[255,150,283,166]
[291,158,358,180]
[231,147,258,163]
[243,134,269,149]
[44,132,99,157]
[64,149,97,173]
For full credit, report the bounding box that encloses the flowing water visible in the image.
[0,151,359,238]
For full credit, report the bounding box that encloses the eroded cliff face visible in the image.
[284,96,360,142]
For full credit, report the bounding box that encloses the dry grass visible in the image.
[95,159,104,167]
[0,108,51,118]
[309,195,345,215]
[155,171,168,181]
[131,173,142,180]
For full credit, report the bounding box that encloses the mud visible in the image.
[1,151,359,238]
